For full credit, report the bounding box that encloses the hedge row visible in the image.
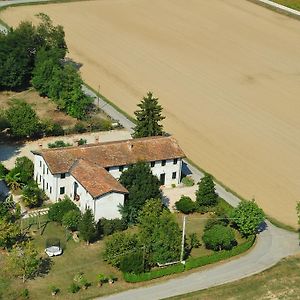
[123,236,255,282]
[123,263,185,283]
[185,235,256,270]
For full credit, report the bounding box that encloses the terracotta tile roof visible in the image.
[70,159,128,198]
[34,136,185,174]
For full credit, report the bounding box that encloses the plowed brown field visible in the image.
[2,0,300,227]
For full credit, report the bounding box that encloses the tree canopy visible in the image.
[79,208,96,244]
[119,162,161,223]
[196,173,218,207]
[231,200,265,237]
[132,92,165,138]
[6,100,40,138]
[138,199,181,265]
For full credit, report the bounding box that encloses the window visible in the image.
[39,175,41,183]
[150,161,155,168]
[43,165,45,175]
[60,173,66,179]
[172,172,177,179]
[60,187,65,195]
[119,165,124,172]
[35,175,38,182]
[161,160,166,166]
[39,161,42,167]
[50,187,52,194]
[47,168,48,175]
[173,158,178,165]
[46,183,48,190]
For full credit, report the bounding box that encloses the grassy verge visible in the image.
[167,254,300,300]
[84,83,136,125]
[246,0,300,20]
[271,0,300,10]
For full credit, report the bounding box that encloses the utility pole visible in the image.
[180,215,187,263]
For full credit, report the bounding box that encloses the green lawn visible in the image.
[272,0,300,10]
[167,254,300,300]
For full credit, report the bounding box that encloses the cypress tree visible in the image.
[196,173,218,207]
[79,209,96,244]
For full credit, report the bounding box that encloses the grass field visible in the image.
[168,254,300,300]
[1,211,245,299]
[1,0,300,228]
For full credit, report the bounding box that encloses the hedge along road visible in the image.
[0,1,299,299]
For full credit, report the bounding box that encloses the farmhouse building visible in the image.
[32,136,185,221]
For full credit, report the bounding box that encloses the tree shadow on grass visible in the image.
[39,257,53,277]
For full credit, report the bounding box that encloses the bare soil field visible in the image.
[1,0,300,227]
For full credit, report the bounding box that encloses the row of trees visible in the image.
[0,14,92,120]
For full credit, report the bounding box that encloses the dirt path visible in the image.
[1,0,300,227]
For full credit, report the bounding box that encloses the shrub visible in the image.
[182,176,194,187]
[62,210,81,231]
[204,216,229,231]
[97,273,108,284]
[22,181,45,208]
[14,156,34,185]
[48,140,72,148]
[50,286,60,295]
[48,196,80,223]
[89,117,112,131]
[42,120,64,137]
[119,251,145,274]
[185,235,255,270]
[78,138,87,146]
[123,263,185,283]
[73,122,87,133]
[175,196,196,214]
[202,224,236,251]
[68,282,80,293]
[97,218,127,237]
[189,233,201,248]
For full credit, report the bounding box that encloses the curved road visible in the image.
[0,1,299,299]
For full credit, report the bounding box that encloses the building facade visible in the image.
[32,136,185,221]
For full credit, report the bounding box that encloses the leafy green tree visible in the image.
[36,13,67,58]
[6,100,40,138]
[5,171,22,192]
[21,181,44,208]
[138,199,181,265]
[0,219,20,249]
[48,196,79,223]
[0,22,39,90]
[14,156,34,185]
[231,200,265,237]
[48,65,92,119]
[8,241,40,282]
[119,162,161,223]
[62,210,81,231]
[78,209,96,244]
[202,224,236,251]
[175,195,196,214]
[32,48,62,96]
[97,218,127,237]
[103,232,138,267]
[196,173,218,207]
[132,92,165,138]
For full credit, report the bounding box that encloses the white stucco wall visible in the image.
[34,154,71,202]
[107,158,182,186]
[69,175,124,221]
